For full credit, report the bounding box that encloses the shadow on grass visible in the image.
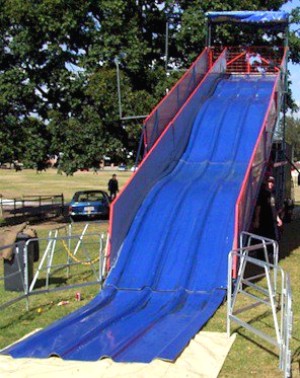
[236,327,300,377]
[0,300,57,331]
[242,210,300,280]
[236,329,279,359]
[234,309,299,358]
[279,210,300,259]
[235,329,299,376]
[32,277,68,289]
[31,269,96,289]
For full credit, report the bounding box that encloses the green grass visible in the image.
[0,221,109,350]
[0,168,132,202]
[0,170,299,377]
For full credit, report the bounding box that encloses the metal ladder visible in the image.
[227,232,293,378]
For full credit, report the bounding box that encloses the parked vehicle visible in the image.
[130,165,138,172]
[68,190,110,221]
[118,164,127,171]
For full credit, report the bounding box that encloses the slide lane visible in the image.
[2,75,277,362]
[107,76,276,292]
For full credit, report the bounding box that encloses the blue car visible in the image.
[68,190,110,221]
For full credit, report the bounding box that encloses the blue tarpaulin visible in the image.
[206,11,289,25]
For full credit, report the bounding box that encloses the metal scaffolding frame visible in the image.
[227,232,293,378]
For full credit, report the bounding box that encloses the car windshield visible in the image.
[74,192,104,202]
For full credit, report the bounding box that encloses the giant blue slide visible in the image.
[2,57,279,362]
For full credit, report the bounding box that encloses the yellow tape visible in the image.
[62,240,99,266]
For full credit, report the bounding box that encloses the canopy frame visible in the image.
[205,11,289,48]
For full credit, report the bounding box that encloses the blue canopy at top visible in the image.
[206,11,289,25]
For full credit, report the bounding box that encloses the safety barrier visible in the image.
[143,48,209,153]
[227,232,292,378]
[210,46,285,74]
[0,223,108,311]
[1,194,64,223]
[232,46,288,278]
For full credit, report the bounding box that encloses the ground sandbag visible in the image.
[0,223,40,260]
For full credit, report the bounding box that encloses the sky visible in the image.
[281,0,300,116]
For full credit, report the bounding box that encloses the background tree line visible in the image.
[0,0,299,174]
[286,116,300,160]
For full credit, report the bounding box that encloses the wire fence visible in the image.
[0,223,108,311]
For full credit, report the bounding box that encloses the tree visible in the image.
[285,116,300,160]
[0,0,299,173]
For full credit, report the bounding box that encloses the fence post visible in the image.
[24,242,30,311]
[61,194,64,215]
[0,194,3,218]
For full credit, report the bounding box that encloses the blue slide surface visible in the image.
[2,75,277,362]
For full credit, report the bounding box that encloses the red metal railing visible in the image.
[143,49,209,153]
[209,46,284,74]
[232,46,288,277]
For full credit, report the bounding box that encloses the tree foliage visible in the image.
[286,116,300,160]
[0,0,299,174]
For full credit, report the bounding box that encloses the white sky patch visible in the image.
[287,62,300,102]
[35,85,48,101]
[65,62,85,74]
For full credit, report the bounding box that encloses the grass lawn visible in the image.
[0,168,133,202]
[0,169,299,377]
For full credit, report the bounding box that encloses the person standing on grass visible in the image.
[108,174,119,200]
[253,176,283,240]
